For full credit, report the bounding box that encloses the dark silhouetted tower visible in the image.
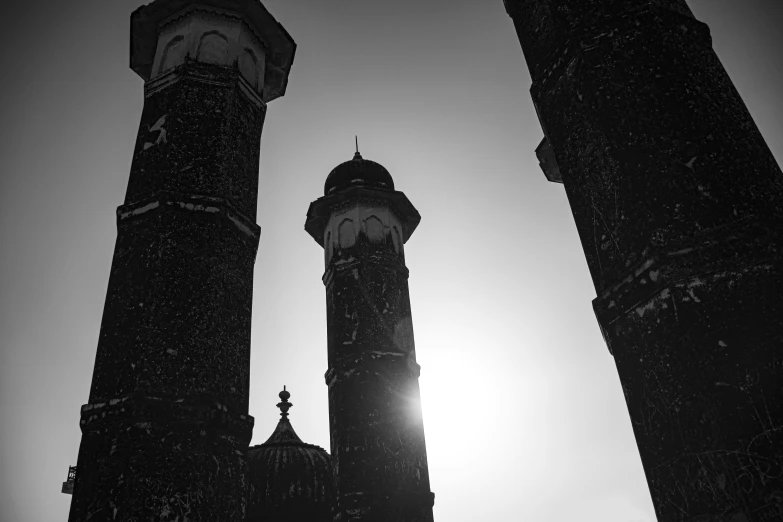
[67,1,294,520]
[305,150,436,521]
[504,0,783,520]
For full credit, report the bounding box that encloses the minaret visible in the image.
[305,148,436,521]
[504,1,783,520]
[68,1,294,520]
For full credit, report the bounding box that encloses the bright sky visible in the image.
[1,1,782,521]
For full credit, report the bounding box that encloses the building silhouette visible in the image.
[306,149,436,521]
[503,0,783,520]
[248,388,334,521]
[66,1,434,521]
[67,0,295,520]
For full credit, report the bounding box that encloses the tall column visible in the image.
[68,2,295,520]
[504,1,783,520]
[305,152,436,521]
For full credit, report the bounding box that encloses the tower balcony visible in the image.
[130,0,296,102]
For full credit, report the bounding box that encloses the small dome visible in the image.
[324,151,395,195]
[247,388,334,522]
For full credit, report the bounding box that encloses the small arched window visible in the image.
[325,231,332,264]
[196,31,229,65]
[365,216,384,243]
[159,35,184,74]
[391,226,401,253]
[339,219,356,249]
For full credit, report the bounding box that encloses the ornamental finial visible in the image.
[277,386,292,418]
[353,136,362,160]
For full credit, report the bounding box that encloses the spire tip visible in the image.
[277,387,292,418]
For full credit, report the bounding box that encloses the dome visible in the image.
[247,388,334,522]
[324,151,395,195]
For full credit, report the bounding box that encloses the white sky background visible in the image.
[1,1,782,521]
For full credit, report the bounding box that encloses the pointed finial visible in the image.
[353,135,362,160]
[277,386,292,418]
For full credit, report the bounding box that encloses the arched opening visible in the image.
[196,31,229,65]
[239,48,258,88]
[365,216,384,243]
[339,219,356,249]
[159,35,184,74]
[391,226,401,253]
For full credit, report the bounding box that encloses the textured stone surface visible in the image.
[505,0,783,520]
[72,395,253,521]
[126,61,266,221]
[306,166,435,522]
[68,2,294,521]
[90,194,259,409]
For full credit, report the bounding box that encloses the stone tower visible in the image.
[68,1,294,520]
[503,1,783,520]
[305,150,436,521]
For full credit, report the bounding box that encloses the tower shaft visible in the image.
[68,2,294,520]
[504,1,783,520]
[307,184,435,521]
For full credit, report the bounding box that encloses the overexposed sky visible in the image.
[1,1,782,521]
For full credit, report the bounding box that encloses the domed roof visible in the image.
[324,150,395,196]
[247,388,334,522]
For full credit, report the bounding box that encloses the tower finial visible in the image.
[277,386,292,419]
[353,136,362,160]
